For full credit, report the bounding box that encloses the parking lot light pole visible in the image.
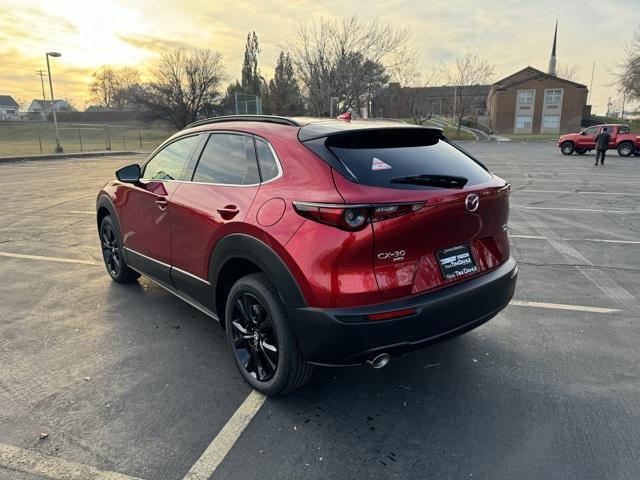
[46,51,63,153]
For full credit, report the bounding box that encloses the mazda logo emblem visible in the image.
[465,194,479,212]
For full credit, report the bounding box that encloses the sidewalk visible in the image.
[0,150,142,163]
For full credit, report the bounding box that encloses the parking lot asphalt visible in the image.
[0,142,639,480]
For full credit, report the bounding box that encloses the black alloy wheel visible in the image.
[225,273,313,396]
[101,222,122,277]
[230,292,279,382]
[99,215,140,283]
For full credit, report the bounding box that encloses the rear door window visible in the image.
[193,133,260,185]
[328,131,492,189]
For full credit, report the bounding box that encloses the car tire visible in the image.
[617,142,633,157]
[560,142,575,155]
[99,215,141,283]
[575,147,587,155]
[225,273,313,397]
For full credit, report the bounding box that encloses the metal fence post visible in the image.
[78,128,83,151]
[104,126,111,151]
[138,129,143,149]
[37,124,43,154]
[123,136,126,149]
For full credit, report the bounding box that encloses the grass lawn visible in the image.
[0,122,176,156]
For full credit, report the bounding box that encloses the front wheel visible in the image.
[100,215,140,283]
[225,273,313,396]
[618,142,634,157]
[560,142,575,155]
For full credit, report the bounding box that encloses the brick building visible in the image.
[487,67,588,134]
[487,22,589,134]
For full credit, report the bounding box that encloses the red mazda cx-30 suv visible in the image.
[96,115,517,396]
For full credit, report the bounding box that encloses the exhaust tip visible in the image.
[367,353,391,369]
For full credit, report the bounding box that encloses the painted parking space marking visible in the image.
[514,189,640,197]
[0,251,100,266]
[514,206,638,214]
[510,300,621,314]
[510,235,640,245]
[0,442,144,480]
[183,390,266,480]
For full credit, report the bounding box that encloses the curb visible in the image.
[0,151,143,163]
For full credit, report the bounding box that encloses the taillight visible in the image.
[293,202,425,231]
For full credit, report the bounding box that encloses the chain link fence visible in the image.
[0,122,176,156]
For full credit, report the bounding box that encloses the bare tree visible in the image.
[90,66,141,109]
[135,49,225,128]
[441,51,494,135]
[14,97,28,112]
[409,69,441,125]
[619,26,640,102]
[90,66,118,108]
[557,64,581,82]
[288,16,414,116]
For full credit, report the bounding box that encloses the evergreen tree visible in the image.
[241,31,262,96]
[269,51,305,115]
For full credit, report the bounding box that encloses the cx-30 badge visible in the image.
[465,194,479,212]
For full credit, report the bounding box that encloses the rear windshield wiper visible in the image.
[390,174,468,188]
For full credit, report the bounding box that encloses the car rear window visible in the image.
[327,130,492,189]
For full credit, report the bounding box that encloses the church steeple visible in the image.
[548,20,558,76]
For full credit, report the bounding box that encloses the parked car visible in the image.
[558,124,640,156]
[96,115,517,396]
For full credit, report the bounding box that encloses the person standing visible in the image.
[594,127,611,166]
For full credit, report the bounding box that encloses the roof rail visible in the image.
[184,115,301,130]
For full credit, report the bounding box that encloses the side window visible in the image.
[255,138,280,182]
[619,126,629,134]
[143,135,199,181]
[583,127,598,135]
[193,133,260,185]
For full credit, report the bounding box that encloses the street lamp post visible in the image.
[46,51,63,153]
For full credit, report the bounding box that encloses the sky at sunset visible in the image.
[0,0,637,114]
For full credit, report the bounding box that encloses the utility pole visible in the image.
[46,51,63,153]
[35,70,48,104]
[587,61,595,105]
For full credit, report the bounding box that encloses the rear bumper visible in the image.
[288,256,517,366]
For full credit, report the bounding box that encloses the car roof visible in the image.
[180,115,443,141]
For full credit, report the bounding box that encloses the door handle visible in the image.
[155,198,168,211]
[217,205,240,219]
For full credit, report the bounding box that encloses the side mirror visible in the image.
[580,131,587,135]
[115,164,141,183]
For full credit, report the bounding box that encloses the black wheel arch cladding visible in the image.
[209,234,307,317]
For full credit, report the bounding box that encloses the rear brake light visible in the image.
[293,202,425,231]
[367,308,417,321]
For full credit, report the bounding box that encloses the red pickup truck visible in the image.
[558,124,640,157]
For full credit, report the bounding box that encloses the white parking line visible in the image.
[69,210,96,214]
[515,189,640,197]
[183,390,266,480]
[510,300,621,314]
[0,442,144,480]
[510,235,640,245]
[0,251,100,266]
[515,206,638,214]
